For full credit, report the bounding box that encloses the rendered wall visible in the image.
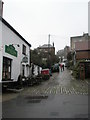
[1,21,30,82]
[0,20,2,82]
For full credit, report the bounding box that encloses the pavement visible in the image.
[1,68,89,118]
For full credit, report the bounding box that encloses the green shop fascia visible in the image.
[5,45,18,57]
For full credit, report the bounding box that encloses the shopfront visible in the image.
[0,17,31,84]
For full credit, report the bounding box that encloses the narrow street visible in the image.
[2,68,88,118]
[0,1,89,119]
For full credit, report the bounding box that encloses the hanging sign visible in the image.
[22,56,28,63]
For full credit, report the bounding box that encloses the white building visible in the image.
[0,17,31,83]
[0,0,3,17]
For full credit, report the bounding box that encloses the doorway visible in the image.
[2,57,12,81]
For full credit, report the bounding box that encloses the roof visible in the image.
[71,33,89,39]
[0,17,31,47]
[39,44,54,48]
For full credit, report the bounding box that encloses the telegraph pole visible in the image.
[48,34,50,68]
[48,34,50,45]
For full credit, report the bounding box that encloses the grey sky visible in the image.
[3,0,88,53]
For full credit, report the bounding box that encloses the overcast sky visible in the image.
[3,0,88,53]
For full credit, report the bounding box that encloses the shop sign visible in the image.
[5,45,17,57]
[22,56,28,63]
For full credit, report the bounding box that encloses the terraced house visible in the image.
[70,33,90,79]
[0,17,31,86]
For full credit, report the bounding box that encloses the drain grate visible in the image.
[25,95,48,99]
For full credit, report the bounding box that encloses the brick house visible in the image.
[70,33,90,79]
[37,44,55,68]
[75,40,90,60]
[38,44,55,55]
[70,33,89,51]
[70,33,90,64]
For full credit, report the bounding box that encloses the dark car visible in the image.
[51,63,59,72]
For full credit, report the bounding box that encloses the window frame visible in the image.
[22,44,26,55]
[2,57,12,80]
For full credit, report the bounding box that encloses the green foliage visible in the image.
[52,55,59,64]
[31,49,59,68]
[31,49,42,66]
[72,60,86,79]
[67,60,73,70]
[72,62,80,79]
[67,52,72,61]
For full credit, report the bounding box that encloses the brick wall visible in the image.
[75,41,90,51]
[76,51,90,60]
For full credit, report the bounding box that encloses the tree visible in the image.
[31,49,42,66]
[31,49,59,68]
[67,52,72,61]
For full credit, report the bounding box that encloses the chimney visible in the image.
[0,1,4,17]
[53,42,54,47]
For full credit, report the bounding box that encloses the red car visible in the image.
[41,69,50,80]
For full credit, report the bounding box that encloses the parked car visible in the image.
[51,63,59,72]
[41,69,50,80]
[64,61,69,67]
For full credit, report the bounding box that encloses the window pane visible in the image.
[22,44,26,55]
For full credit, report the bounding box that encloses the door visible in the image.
[2,57,12,81]
[22,65,25,76]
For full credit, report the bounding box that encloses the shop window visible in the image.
[22,44,26,55]
[2,57,12,80]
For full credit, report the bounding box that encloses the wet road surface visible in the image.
[2,68,89,118]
